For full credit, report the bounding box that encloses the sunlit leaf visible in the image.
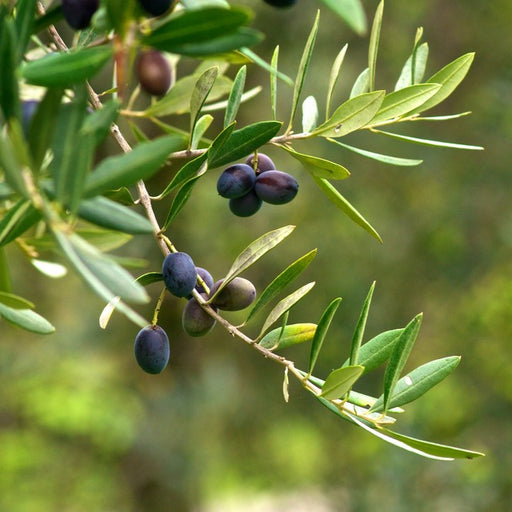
[309,297,342,374]
[259,323,317,350]
[190,114,213,150]
[163,177,200,228]
[350,67,369,98]
[326,43,348,119]
[241,47,294,87]
[224,65,246,127]
[312,91,385,138]
[395,42,429,91]
[320,365,364,400]
[373,129,484,150]
[162,152,209,197]
[319,0,366,35]
[372,356,460,411]
[368,0,384,91]
[0,291,34,309]
[349,281,375,365]
[287,10,320,132]
[245,248,317,324]
[31,259,68,278]
[281,146,350,180]
[328,139,423,167]
[0,303,55,334]
[302,95,319,133]
[270,45,279,120]
[0,199,41,247]
[190,67,218,137]
[382,313,422,413]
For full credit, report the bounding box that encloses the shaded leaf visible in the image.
[0,303,55,334]
[241,47,294,87]
[382,313,422,413]
[312,91,385,138]
[224,65,246,127]
[259,323,317,350]
[350,67,369,99]
[81,98,120,146]
[368,0,384,91]
[0,123,29,196]
[163,177,200,228]
[312,177,382,242]
[14,0,37,62]
[319,0,366,35]
[136,272,164,287]
[320,365,365,400]
[0,291,34,309]
[395,42,429,91]
[281,145,350,180]
[162,152,209,197]
[259,282,316,336]
[372,356,461,411]
[22,46,113,87]
[202,86,261,113]
[349,281,375,365]
[0,199,41,247]
[190,67,218,137]
[309,297,342,374]
[245,248,317,324]
[0,19,20,121]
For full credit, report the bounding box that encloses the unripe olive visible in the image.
[182,293,217,337]
[210,277,256,311]
[254,170,299,205]
[217,163,256,199]
[245,153,276,175]
[137,0,172,17]
[62,0,99,30]
[136,50,172,97]
[229,190,263,217]
[162,252,197,298]
[134,325,170,374]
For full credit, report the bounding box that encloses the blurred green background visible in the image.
[2,0,511,510]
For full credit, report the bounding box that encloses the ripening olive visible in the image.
[136,50,172,97]
[162,252,197,298]
[245,153,276,175]
[62,0,99,30]
[134,325,170,374]
[182,293,217,337]
[229,190,263,217]
[210,277,256,311]
[254,170,299,205]
[137,0,172,17]
[217,164,256,199]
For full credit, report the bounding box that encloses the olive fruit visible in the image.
[217,163,256,199]
[263,0,297,7]
[229,190,263,217]
[187,267,214,298]
[162,252,197,298]
[182,294,217,337]
[62,0,99,30]
[134,325,170,374]
[136,50,172,96]
[245,153,276,174]
[254,170,298,205]
[210,277,256,311]
[21,100,39,135]
[137,0,172,17]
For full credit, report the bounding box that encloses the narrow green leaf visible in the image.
[259,323,317,350]
[368,0,384,92]
[163,177,200,228]
[309,297,343,374]
[319,0,366,35]
[0,125,29,197]
[412,111,472,122]
[350,67,369,98]
[136,272,164,287]
[207,120,282,168]
[245,248,317,324]
[162,152,209,197]
[342,328,403,374]
[270,45,280,120]
[395,42,429,91]
[0,303,55,334]
[14,0,37,62]
[382,313,422,413]
[372,356,461,411]
[0,199,41,247]
[312,177,382,242]
[81,98,120,146]
[259,282,316,336]
[78,197,153,234]
[31,259,67,278]
[287,10,320,132]
[203,86,261,113]
[312,90,385,138]
[216,225,296,296]
[0,19,20,121]
[374,129,484,151]
[0,291,34,309]
[22,46,113,87]
[326,44,348,119]
[224,65,246,127]
[410,52,475,114]
[366,83,441,126]
[105,0,135,36]
[328,139,423,167]
[84,135,185,197]
[320,365,365,400]
[381,429,485,460]
[190,67,218,138]
[302,96,319,133]
[281,145,350,180]
[240,47,294,87]
[349,281,375,365]
[191,114,213,150]
[0,247,11,292]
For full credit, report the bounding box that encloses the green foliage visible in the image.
[0,0,484,465]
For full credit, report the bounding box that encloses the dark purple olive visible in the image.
[134,325,170,374]
[182,293,217,337]
[62,0,99,30]
[263,0,297,7]
[254,170,298,205]
[245,153,276,175]
[162,252,197,298]
[229,190,263,217]
[137,0,172,17]
[217,163,256,199]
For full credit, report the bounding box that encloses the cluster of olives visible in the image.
[217,153,299,217]
[134,251,256,374]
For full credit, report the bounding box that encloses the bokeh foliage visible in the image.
[1,0,510,510]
